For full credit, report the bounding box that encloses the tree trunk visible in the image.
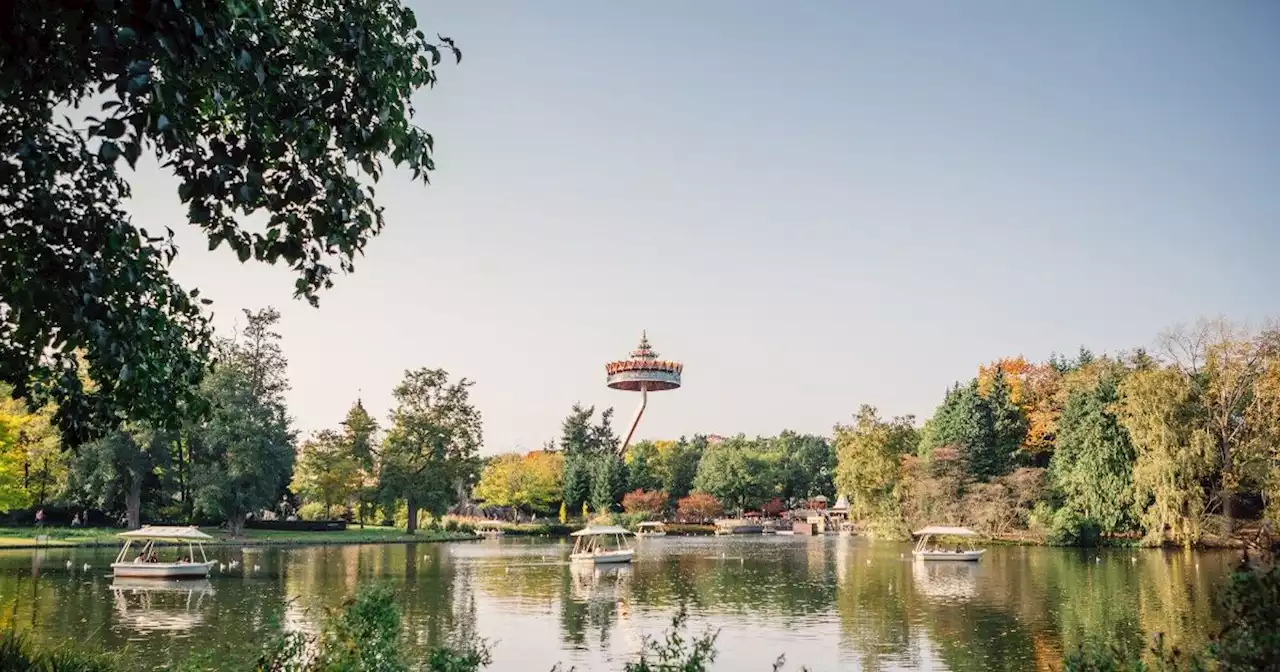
[406,498,419,535]
[1222,486,1234,535]
[126,477,142,530]
[229,512,247,538]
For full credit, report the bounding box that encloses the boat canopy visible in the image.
[117,526,213,541]
[913,526,978,537]
[571,525,630,536]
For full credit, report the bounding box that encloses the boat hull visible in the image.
[111,561,216,578]
[571,550,634,564]
[913,550,984,562]
[635,532,666,538]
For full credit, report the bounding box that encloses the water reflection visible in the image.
[0,539,1239,671]
[109,578,215,633]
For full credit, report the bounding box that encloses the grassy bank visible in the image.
[0,525,477,549]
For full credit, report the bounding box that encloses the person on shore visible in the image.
[71,512,81,527]
[34,509,44,529]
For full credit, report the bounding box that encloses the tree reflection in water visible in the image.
[0,538,1243,671]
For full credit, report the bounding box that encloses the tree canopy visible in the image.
[1,0,459,445]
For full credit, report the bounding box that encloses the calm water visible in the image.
[0,536,1238,671]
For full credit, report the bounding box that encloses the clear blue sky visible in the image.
[134,1,1280,453]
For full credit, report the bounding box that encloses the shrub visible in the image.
[297,502,328,521]
[622,489,667,517]
[676,492,723,523]
[1048,507,1102,547]
[0,631,120,672]
[624,610,719,672]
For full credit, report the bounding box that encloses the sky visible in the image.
[128,1,1280,453]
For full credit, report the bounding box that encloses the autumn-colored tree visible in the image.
[761,497,786,518]
[1118,367,1213,547]
[978,356,1032,406]
[0,384,63,509]
[621,489,667,517]
[1164,320,1279,532]
[676,492,723,523]
[473,450,564,514]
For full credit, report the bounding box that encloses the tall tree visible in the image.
[624,440,662,493]
[590,454,628,514]
[918,381,1001,480]
[693,435,776,513]
[1119,367,1213,547]
[66,424,171,529]
[191,308,295,536]
[291,430,361,518]
[776,430,835,502]
[986,367,1028,475]
[0,384,64,508]
[1162,319,1280,531]
[656,437,703,500]
[834,406,917,535]
[1049,374,1136,535]
[379,368,482,533]
[1,0,460,446]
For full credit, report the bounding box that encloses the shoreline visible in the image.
[0,527,480,550]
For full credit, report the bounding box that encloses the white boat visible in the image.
[635,521,667,537]
[111,526,217,578]
[570,525,635,564]
[912,525,986,561]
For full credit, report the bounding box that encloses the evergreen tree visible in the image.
[590,455,628,513]
[1050,374,1136,535]
[986,367,1027,476]
[562,453,591,511]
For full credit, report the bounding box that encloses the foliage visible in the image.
[589,454,628,513]
[378,368,482,533]
[297,502,329,521]
[0,631,120,672]
[625,440,662,493]
[1050,373,1137,535]
[655,437,703,500]
[963,467,1046,536]
[623,610,719,672]
[676,492,723,522]
[558,501,567,524]
[621,489,667,517]
[833,405,916,536]
[899,447,971,531]
[774,430,835,502]
[191,308,295,536]
[1163,320,1280,530]
[986,367,1029,474]
[65,424,171,529]
[0,384,64,509]
[473,450,563,513]
[557,404,621,512]
[917,382,996,475]
[1119,367,1213,547]
[292,430,362,518]
[693,435,781,513]
[1,0,458,446]
[1210,561,1280,669]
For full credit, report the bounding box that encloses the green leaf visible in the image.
[156,114,171,132]
[102,118,126,138]
[99,141,121,163]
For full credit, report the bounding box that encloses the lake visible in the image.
[0,536,1238,671]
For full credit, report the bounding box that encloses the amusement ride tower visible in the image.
[605,332,683,452]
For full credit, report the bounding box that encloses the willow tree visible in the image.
[1,0,459,446]
[1119,367,1213,546]
[1160,320,1280,532]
